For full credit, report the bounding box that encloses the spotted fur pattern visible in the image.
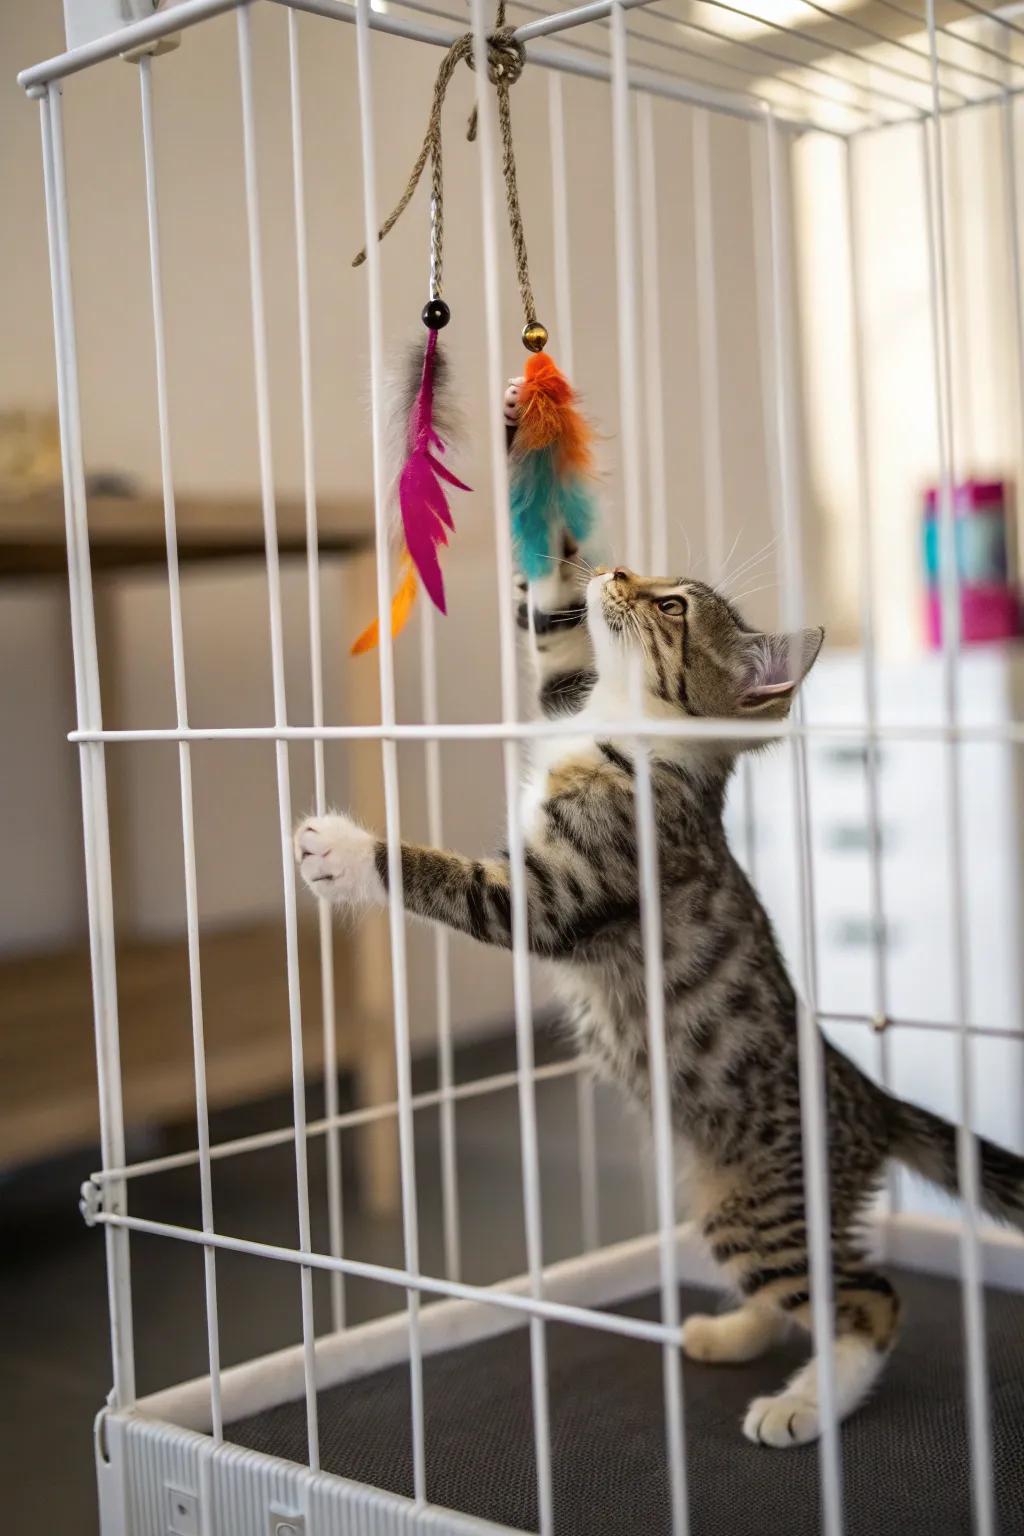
[297,557,1024,1447]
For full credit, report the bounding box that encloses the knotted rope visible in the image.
[352,5,539,338]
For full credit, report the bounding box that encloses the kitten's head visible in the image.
[586,567,823,728]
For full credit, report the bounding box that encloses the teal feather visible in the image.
[510,446,597,580]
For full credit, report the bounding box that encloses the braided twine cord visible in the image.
[352,1,537,328]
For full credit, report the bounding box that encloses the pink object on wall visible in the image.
[922,478,1020,647]
[925,584,1021,647]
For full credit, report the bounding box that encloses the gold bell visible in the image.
[522,320,549,353]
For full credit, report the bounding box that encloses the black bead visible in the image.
[422,298,451,330]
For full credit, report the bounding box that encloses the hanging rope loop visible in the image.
[468,27,525,92]
[351,8,540,342]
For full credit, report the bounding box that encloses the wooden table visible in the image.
[0,487,372,576]
[1,488,400,1212]
[1,922,355,1167]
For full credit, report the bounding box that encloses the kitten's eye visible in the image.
[656,596,686,617]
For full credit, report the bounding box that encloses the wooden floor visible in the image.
[0,920,360,1168]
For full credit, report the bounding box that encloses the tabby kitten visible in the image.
[295,559,1024,1447]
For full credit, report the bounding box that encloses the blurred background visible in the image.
[4,0,1024,1530]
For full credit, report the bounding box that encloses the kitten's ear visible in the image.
[740,626,824,716]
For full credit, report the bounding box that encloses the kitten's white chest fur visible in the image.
[518,676,689,838]
[519,729,602,836]
[518,682,632,837]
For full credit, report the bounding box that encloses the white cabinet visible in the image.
[726,645,1024,1217]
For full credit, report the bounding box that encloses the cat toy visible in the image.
[477,9,597,577]
[350,307,468,656]
[350,49,472,654]
[503,351,597,581]
[350,5,597,650]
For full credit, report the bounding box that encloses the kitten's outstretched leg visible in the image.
[682,1303,785,1364]
[295,810,620,959]
[516,537,595,719]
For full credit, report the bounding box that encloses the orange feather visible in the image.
[350,557,418,655]
[513,353,595,474]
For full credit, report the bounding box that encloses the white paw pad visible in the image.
[294,814,384,908]
[743,1393,820,1448]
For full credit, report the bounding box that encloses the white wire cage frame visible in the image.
[19,0,1024,1534]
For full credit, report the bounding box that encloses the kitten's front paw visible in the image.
[743,1392,819,1447]
[294,814,385,908]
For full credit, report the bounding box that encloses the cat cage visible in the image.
[18,0,1024,1531]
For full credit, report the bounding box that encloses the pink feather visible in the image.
[399,330,470,614]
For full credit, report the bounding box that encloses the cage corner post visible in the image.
[38,78,137,1420]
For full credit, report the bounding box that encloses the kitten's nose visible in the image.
[613,567,631,583]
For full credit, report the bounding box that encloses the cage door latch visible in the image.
[79,1178,103,1227]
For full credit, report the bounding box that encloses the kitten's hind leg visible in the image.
[682,1301,785,1364]
[742,1272,900,1448]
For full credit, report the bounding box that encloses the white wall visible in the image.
[0,4,778,1036]
[792,109,1022,655]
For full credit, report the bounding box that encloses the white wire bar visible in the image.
[508,0,893,128]
[67,713,1024,745]
[24,0,1024,137]
[285,5,347,1337]
[843,135,896,1232]
[547,70,601,1256]
[618,4,886,126]
[921,4,995,1522]
[137,53,224,1440]
[236,4,320,1471]
[875,0,1024,78]
[956,0,1024,41]
[548,75,577,384]
[353,0,428,1499]
[691,101,760,879]
[648,0,952,124]
[37,83,137,1411]
[637,93,669,576]
[612,7,689,1532]
[822,1010,1024,1043]
[94,1059,586,1186]
[634,89,667,1234]
[92,1207,695,1346]
[693,108,726,582]
[1004,93,1024,548]
[765,113,843,1536]
[420,604,462,1283]
[19,0,857,139]
[515,0,653,43]
[693,0,962,113]
[854,1,1011,94]
[471,0,554,1523]
[779,0,977,104]
[91,1005,1024,1191]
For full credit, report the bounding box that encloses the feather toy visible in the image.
[350,555,418,655]
[508,352,597,580]
[398,328,469,613]
[351,320,469,656]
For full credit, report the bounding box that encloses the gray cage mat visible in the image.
[226,1268,1024,1535]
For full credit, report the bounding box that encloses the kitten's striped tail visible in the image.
[884,1092,1024,1230]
